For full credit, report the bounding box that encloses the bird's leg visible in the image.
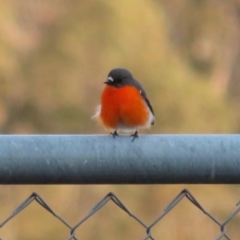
[110,130,119,138]
[130,130,138,142]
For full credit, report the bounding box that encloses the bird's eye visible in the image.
[115,78,122,83]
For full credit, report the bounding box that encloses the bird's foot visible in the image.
[110,130,119,138]
[130,130,138,142]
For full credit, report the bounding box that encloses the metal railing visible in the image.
[0,134,240,184]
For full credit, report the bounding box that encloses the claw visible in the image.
[130,130,138,142]
[110,130,119,138]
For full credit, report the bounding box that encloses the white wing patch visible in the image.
[92,105,101,119]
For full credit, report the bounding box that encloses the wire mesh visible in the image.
[0,189,239,240]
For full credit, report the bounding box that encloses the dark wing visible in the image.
[140,90,155,125]
[132,79,155,125]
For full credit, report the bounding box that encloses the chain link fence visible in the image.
[0,189,239,240]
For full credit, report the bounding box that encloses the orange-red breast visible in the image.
[94,68,155,141]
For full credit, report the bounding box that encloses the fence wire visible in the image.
[0,189,239,240]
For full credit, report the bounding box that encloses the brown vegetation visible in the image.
[0,1,240,239]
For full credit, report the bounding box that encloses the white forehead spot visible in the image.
[107,76,114,82]
[139,90,142,94]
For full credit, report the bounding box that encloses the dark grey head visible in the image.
[104,68,134,87]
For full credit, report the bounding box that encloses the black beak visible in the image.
[104,77,113,84]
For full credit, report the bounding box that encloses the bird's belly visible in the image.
[100,86,152,130]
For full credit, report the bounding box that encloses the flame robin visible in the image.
[94,68,155,141]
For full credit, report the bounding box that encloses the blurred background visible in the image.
[0,0,240,239]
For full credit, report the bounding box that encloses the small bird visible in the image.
[94,68,155,141]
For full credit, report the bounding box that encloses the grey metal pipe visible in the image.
[0,134,239,184]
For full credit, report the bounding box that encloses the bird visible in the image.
[94,68,155,141]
